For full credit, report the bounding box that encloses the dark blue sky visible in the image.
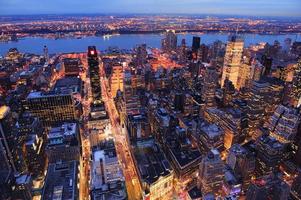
[0,0,300,17]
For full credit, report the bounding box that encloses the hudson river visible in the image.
[0,33,299,56]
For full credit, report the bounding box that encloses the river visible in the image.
[0,33,299,56]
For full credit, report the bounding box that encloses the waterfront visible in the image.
[0,33,299,55]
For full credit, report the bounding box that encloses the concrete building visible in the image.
[90,139,127,200]
[133,139,174,200]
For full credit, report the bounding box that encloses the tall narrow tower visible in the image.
[43,45,49,62]
[88,46,102,103]
[221,36,244,89]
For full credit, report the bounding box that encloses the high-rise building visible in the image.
[109,64,123,98]
[25,91,77,127]
[266,104,300,143]
[133,139,174,200]
[221,36,244,89]
[255,133,284,176]
[198,121,224,153]
[0,106,16,172]
[90,139,127,200]
[247,78,284,139]
[201,66,218,108]
[291,172,301,200]
[46,122,81,163]
[88,46,102,103]
[198,149,224,196]
[192,36,201,52]
[43,45,49,62]
[227,144,256,191]
[15,113,47,177]
[179,39,187,64]
[205,108,248,150]
[42,160,79,200]
[63,58,80,77]
[161,30,177,52]
[0,106,15,200]
[134,44,147,66]
[198,44,209,62]
[246,173,290,200]
[291,59,301,107]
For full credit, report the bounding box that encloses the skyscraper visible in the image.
[291,59,301,107]
[255,133,284,176]
[0,106,15,200]
[25,91,77,127]
[88,46,102,103]
[43,45,49,62]
[221,36,244,89]
[161,30,177,52]
[201,66,218,108]
[192,36,201,52]
[227,144,256,190]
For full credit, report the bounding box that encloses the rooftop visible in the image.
[133,139,173,185]
[27,90,72,99]
[42,160,79,200]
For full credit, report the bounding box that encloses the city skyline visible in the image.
[0,0,301,17]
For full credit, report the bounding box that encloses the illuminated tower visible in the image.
[88,46,102,103]
[221,36,244,89]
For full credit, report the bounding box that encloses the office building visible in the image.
[221,36,244,89]
[201,66,218,108]
[13,174,33,200]
[42,160,79,200]
[222,167,242,196]
[255,133,284,176]
[63,58,80,77]
[291,172,301,200]
[25,91,77,127]
[43,45,49,62]
[192,36,201,52]
[161,30,177,52]
[133,139,174,200]
[179,39,187,64]
[163,127,202,187]
[246,173,290,200]
[192,119,224,153]
[134,44,147,66]
[0,106,15,200]
[198,149,224,196]
[267,104,300,143]
[88,46,102,103]
[46,122,81,163]
[0,106,16,172]
[247,78,284,139]
[109,64,123,98]
[90,139,127,200]
[291,59,301,107]
[205,108,248,149]
[227,144,256,191]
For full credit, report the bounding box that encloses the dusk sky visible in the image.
[0,0,300,17]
